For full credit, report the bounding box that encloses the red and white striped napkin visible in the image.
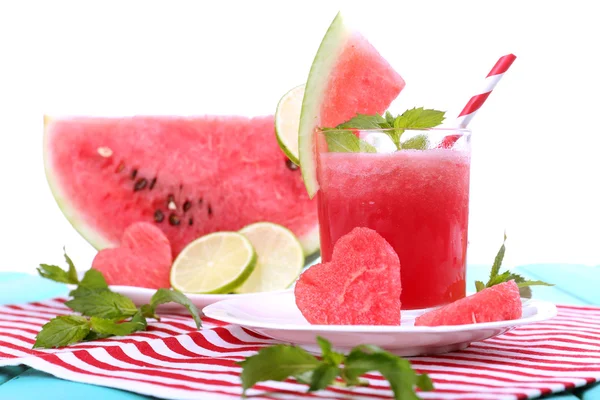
[1,298,599,400]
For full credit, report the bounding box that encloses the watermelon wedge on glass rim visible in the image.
[298,11,406,197]
[43,115,319,258]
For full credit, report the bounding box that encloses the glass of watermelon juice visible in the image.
[316,128,471,310]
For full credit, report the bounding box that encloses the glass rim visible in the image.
[316,127,472,134]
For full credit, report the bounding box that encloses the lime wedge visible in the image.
[234,222,305,294]
[275,84,304,165]
[170,232,256,294]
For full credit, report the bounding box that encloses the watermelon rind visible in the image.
[298,12,352,198]
[298,224,320,258]
[43,116,117,251]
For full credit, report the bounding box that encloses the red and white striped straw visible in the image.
[456,53,517,128]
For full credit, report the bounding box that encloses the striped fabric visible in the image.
[1,298,599,400]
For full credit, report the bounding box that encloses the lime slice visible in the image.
[298,12,352,198]
[234,222,305,294]
[170,232,256,294]
[275,84,304,165]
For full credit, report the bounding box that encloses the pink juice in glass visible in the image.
[317,135,471,310]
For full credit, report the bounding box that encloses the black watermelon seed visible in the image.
[130,169,138,180]
[134,178,148,191]
[183,200,192,212]
[115,162,125,173]
[168,213,181,226]
[148,177,157,190]
[154,210,165,223]
[286,159,299,171]
[207,204,213,217]
[188,217,193,225]
[198,198,203,206]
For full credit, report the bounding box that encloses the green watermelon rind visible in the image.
[43,116,321,257]
[43,116,117,251]
[298,12,353,199]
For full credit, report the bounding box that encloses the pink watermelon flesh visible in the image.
[414,280,522,327]
[320,32,405,128]
[44,115,318,257]
[92,222,172,289]
[294,227,401,325]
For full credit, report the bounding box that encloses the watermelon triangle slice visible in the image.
[298,12,406,197]
[414,280,522,326]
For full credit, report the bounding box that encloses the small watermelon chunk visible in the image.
[414,280,522,327]
[294,227,401,325]
[92,222,172,289]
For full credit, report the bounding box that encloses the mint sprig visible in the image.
[34,249,202,349]
[322,108,445,153]
[238,336,432,399]
[475,233,553,298]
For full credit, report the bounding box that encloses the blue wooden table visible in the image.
[1,264,598,399]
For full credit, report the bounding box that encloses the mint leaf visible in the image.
[490,232,507,280]
[317,336,344,365]
[323,130,377,153]
[475,280,486,292]
[90,314,146,337]
[33,315,90,349]
[336,113,388,129]
[37,264,79,285]
[390,108,445,150]
[385,111,395,127]
[65,290,138,319]
[37,248,80,285]
[83,330,111,341]
[517,280,554,288]
[141,303,160,321]
[401,134,429,150]
[63,248,79,284]
[343,344,433,399]
[513,276,554,299]
[394,107,446,130]
[69,269,108,298]
[37,248,79,285]
[237,345,320,395]
[308,364,339,392]
[149,289,202,328]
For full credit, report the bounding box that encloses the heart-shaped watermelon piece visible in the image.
[294,227,401,325]
[92,222,172,289]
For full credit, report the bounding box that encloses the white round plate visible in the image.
[203,291,557,356]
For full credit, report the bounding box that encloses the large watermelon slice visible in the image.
[298,12,406,197]
[43,115,319,257]
[414,280,522,327]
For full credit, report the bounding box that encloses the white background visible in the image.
[0,0,598,272]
